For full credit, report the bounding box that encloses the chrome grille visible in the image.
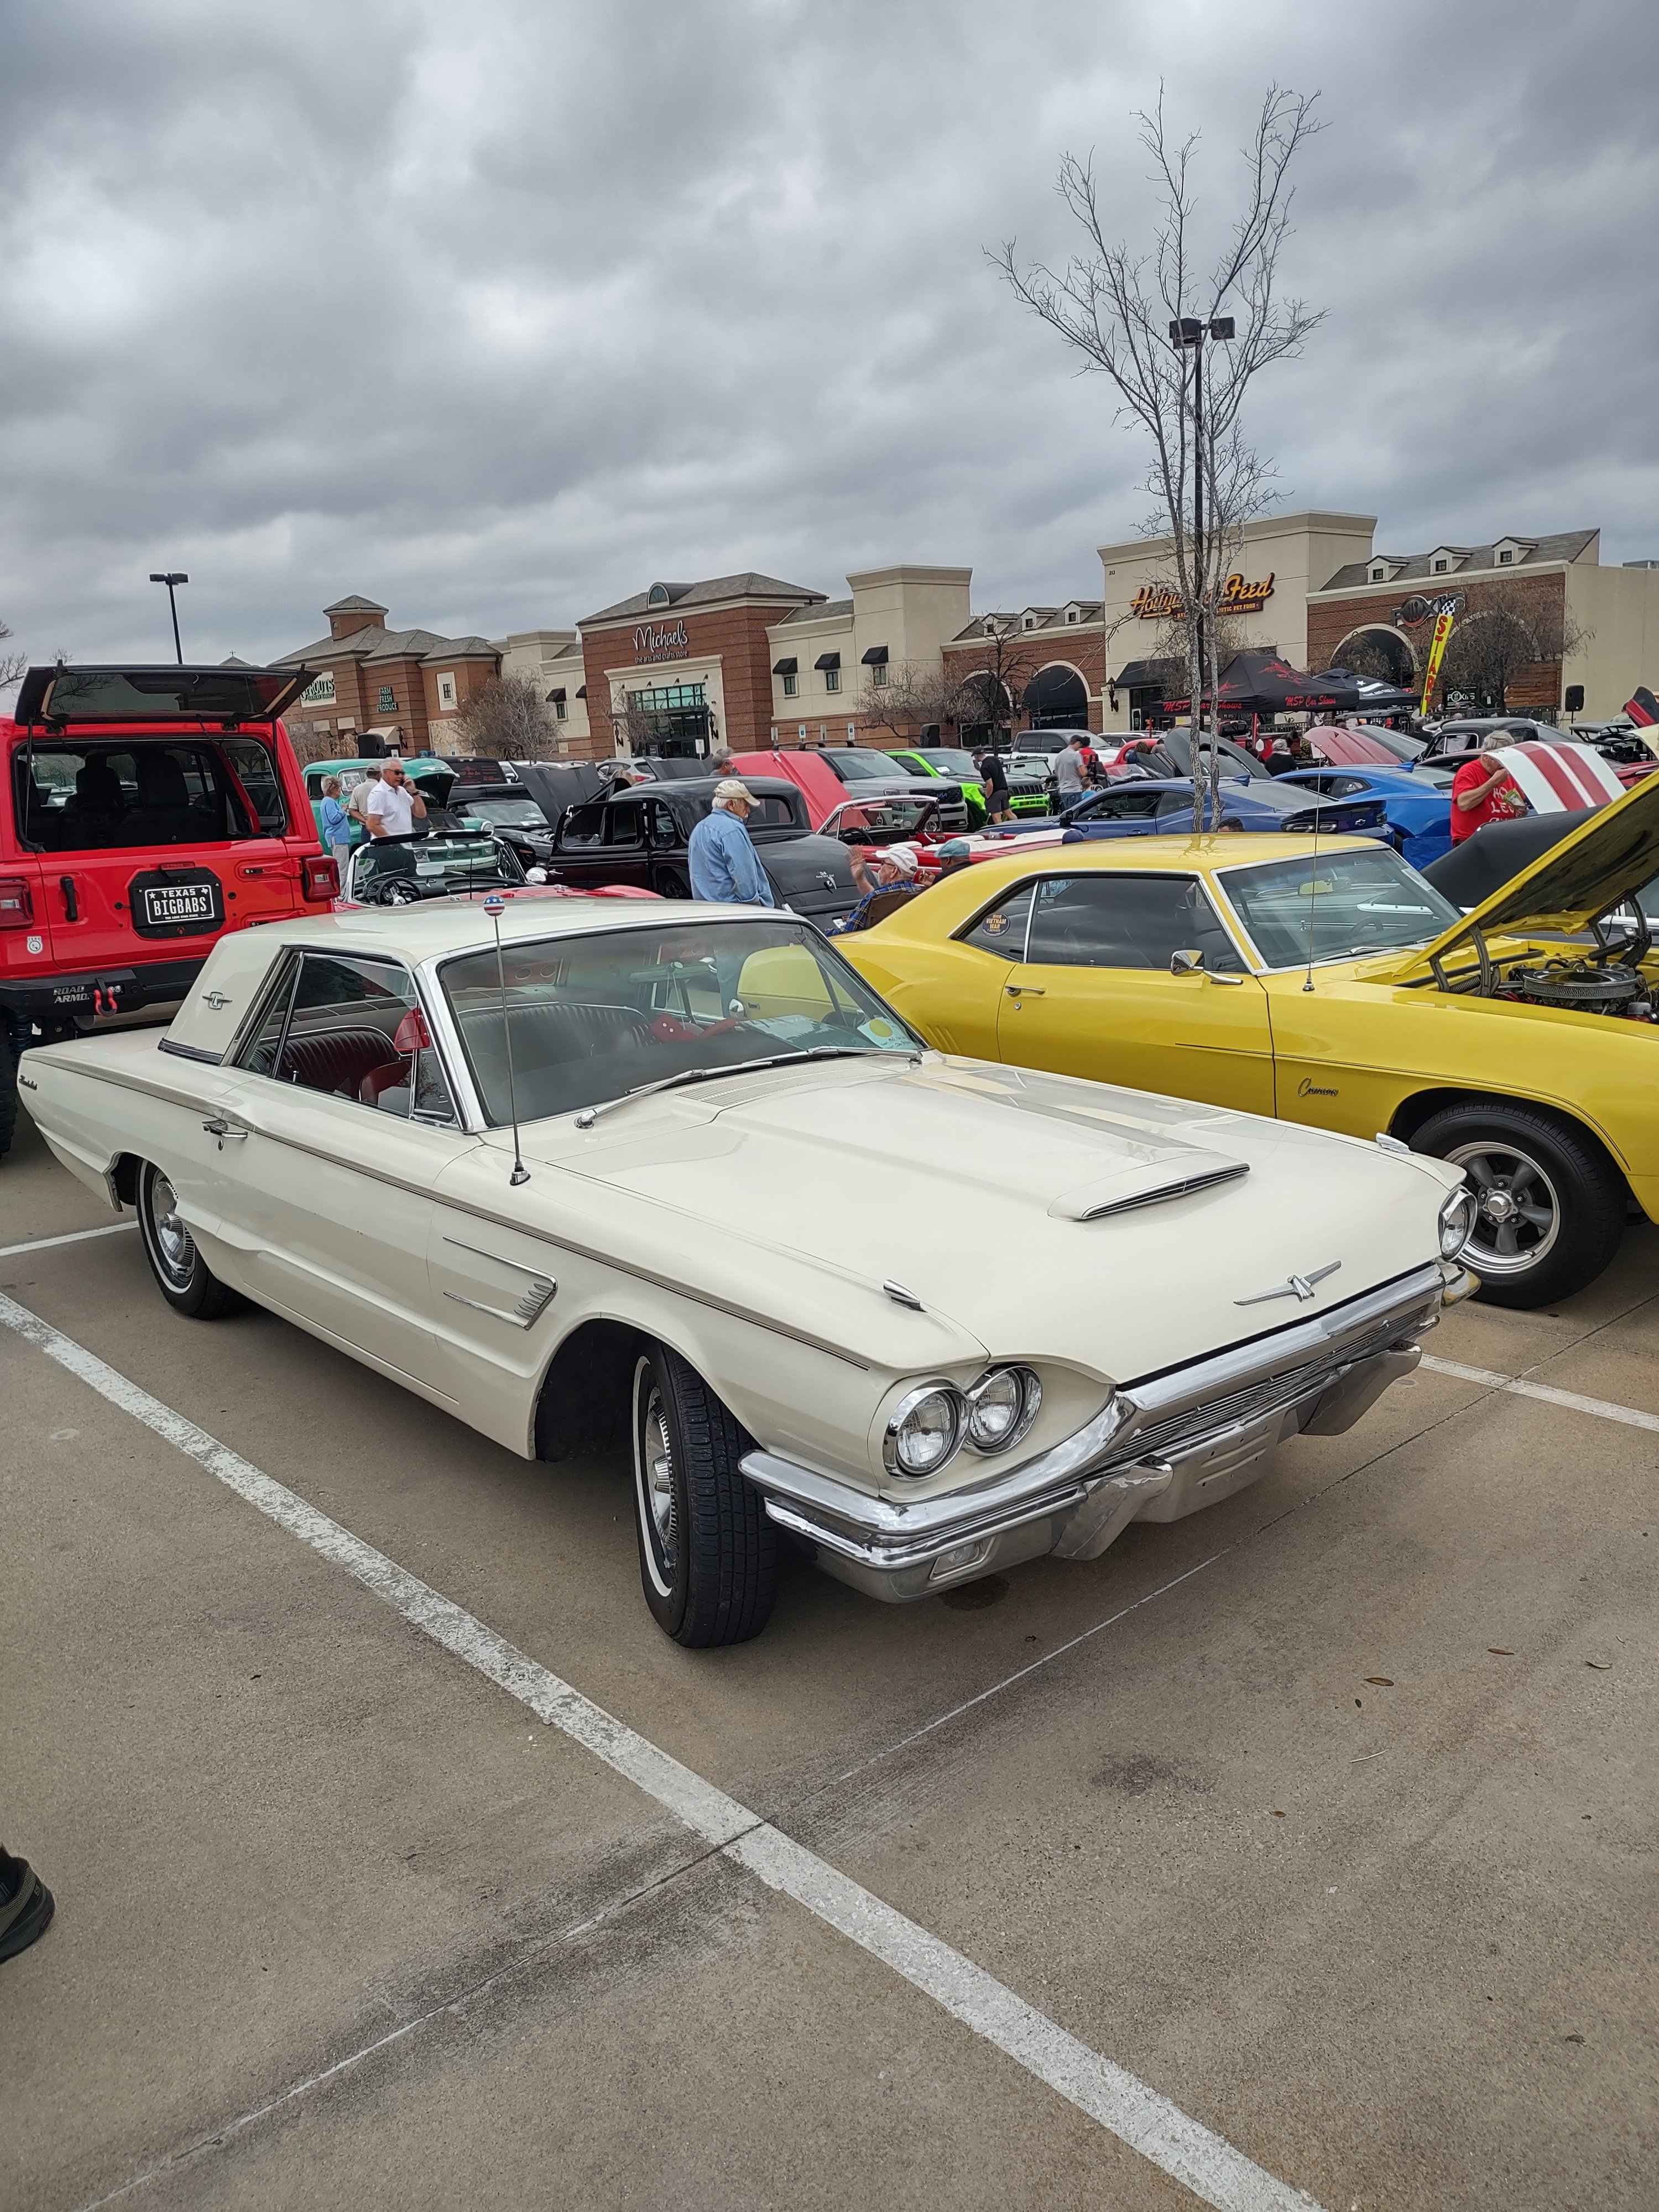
[1110,1314,1407,1466]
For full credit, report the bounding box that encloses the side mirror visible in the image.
[1170,948,1204,975]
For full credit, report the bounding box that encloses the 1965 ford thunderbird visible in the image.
[21,899,1477,1645]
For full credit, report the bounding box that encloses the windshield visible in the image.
[1220,847,1461,969]
[442,918,919,1125]
[828,750,916,782]
[457,796,550,828]
[820,796,939,841]
[352,835,521,902]
[914,749,980,776]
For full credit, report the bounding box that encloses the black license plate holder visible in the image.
[130,869,223,938]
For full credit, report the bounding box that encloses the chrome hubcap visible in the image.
[642,1388,677,1572]
[1447,1142,1561,1275]
[150,1172,195,1286]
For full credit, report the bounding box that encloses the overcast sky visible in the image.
[1,0,1655,671]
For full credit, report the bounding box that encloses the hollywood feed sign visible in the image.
[1130,572,1276,619]
[633,620,690,663]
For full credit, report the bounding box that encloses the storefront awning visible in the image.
[575,685,587,698]
[771,656,798,677]
[547,687,567,705]
[860,644,889,665]
[1114,660,1168,689]
[813,651,841,671]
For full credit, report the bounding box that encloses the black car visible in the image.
[449,785,561,869]
[548,777,859,926]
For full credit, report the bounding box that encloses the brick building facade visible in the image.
[576,574,826,761]
[275,595,500,755]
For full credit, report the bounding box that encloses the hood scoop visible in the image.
[1047,1150,1249,1223]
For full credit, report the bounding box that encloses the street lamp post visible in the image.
[148,572,189,664]
[1168,321,1239,721]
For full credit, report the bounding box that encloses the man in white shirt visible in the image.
[366,760,426,838]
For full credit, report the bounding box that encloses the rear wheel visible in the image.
[137,1161,245,1319]
[1410,1102,1626,1308]
[630,1344,776,1646]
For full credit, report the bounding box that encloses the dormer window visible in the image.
[1022,615,1036,630]
[1491,539,1535,568]
[1498,549,1512,564]
[647,583,671,607]
[1065,608,1079,624]
[1433,560,1449,574]
[1370,567,1386,583]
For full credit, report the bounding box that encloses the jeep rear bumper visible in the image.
[1,957,206,1026]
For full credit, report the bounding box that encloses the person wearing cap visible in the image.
[826,842,923,935]
[687,780,775,907]
[1450,729,1528,844]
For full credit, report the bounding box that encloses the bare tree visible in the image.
[856,660,970,747]
[451,672,564,759]
[990,85,1323,823]
[951,621,1047,750]
[1437,584,1589,716]
[0,617,27,693]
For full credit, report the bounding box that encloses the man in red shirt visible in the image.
[1449,734,1527,843]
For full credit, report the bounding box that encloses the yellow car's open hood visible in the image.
[1382,771,1659,983]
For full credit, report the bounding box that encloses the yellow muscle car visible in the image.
[842,776,1659,1307]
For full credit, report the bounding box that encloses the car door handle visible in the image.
[202,1118,251,1144]
[59,875,79,921]
[1206,972,1246,987]
[1005,984,1045,997]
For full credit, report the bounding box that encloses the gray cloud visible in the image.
[1,0,1655,669]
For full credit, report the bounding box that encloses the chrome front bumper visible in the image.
[740,1261,1468,1604]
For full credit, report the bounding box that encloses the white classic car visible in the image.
[22,899,1477,1645]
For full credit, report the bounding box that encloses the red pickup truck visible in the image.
[728,744,969,831]
[2,662,335,1157]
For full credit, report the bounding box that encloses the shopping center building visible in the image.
[278,512,1658,765]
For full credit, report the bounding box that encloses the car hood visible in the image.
[758,832,858,898]
[500,1056,1455,1384]
[1380,769,1659,982]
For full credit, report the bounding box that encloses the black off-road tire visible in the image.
[0,1032,18,1159]
[137,1160,246,1319]
[630,1344,776,1647]
[1410,1100,1627,1309]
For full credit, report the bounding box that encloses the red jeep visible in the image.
[2,663,335,1157]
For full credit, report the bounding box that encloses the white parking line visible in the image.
[0,1288,1324,2212]
[0,1222,137,1261]
[1421,1354,1659,1435]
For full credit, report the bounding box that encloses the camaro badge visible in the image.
[1235,1261,1341,1306]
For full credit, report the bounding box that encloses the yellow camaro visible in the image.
[841,777,1659,1307]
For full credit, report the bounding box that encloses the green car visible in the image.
[884,747,1051,821]
[301,756,455,848]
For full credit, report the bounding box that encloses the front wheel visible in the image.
[1410,1102,1626,1308]
[137,1161,245,1319]
[631,1344,776,1646]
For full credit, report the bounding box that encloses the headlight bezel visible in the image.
[883,1382,967,1478]
[1438,1185,1479,1258]
[964,1364,1044,1455]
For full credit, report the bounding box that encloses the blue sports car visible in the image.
[1051,776,1392,843]
[1275,765,1454,869]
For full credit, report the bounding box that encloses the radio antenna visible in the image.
[484,893,529,1186]
[1303,735,1321,993]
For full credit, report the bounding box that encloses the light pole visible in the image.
[148,572,189,664]
[1168,319,1239,717]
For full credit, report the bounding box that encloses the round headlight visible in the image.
[884,1385,966,1478]
[966,1365,1043,1454]
[1439,1186,1479,1258]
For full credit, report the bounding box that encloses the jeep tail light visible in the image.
[0,875,34,926]
[301,853,338,901]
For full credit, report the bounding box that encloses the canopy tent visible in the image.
[1161,651,1363,717]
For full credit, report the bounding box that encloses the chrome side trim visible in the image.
[1078,1162,1249,1218]
[157,1039,223,1065]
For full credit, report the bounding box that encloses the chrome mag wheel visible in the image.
[634,1373,679,1594]
[148,1171,197,1288]
[1447,1141,1562,1277]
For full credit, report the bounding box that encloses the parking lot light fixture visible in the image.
[148,572,189,664]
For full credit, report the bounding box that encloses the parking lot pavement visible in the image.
[4,1102,1657,2211]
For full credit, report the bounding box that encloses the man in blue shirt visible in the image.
[688,782,776,907]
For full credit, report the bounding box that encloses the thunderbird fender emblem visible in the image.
[1235,1261,1340,1307]
[201,991,232,1010]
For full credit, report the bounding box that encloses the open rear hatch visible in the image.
[14,664,315,727]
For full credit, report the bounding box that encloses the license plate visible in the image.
[140,882,216,927]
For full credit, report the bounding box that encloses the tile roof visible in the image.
[1318,529,1598,592]
[582,572,824,623]
[275,624,499,669]
[323,593,389,614]
[779,598,853,624]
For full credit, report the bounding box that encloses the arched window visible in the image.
[1022,664,1089,729]
[647,584,671,608]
